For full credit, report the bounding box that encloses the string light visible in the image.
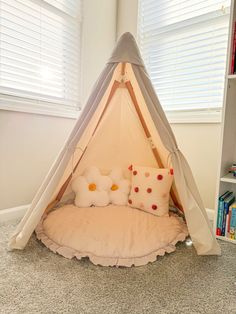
[185,237,193,247]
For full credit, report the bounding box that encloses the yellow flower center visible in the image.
[88,183,96,191]
[111,184,119,191]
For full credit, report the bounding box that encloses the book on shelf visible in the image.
[216,191,232,235]
[231,21,236,74]
[229,204,236,239]
[222,193,235,236]
[216,192,236,240]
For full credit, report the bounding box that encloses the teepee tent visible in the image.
[9,32,220,256]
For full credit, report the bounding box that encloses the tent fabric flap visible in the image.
[132,64,220,255]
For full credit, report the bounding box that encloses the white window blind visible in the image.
[0,0,82,118]
[138,0,230,123]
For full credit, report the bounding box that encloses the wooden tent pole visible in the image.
[54,80,120,203]
[55,147,88,202]
[92,80,120,136]
[121,63,126,76]
[125,80,183,212]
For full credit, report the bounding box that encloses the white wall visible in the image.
[116,0,221,209]
[171,124,221,209]
[0,0,117,210]
[81,0,117,101]
[116,0,138,38]
[0,112,75,210]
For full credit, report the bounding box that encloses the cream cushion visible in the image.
[36,204,188,267]
[128,165,174,216]
[71,166,112,207]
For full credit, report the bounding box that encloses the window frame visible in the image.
[137,0,230,124]
[0,0,82,119]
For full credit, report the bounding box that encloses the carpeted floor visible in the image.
[0,221,236,314]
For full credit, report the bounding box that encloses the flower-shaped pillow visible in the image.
[71,166,112,207]
[128,165,174,216]
[108,168,130,205]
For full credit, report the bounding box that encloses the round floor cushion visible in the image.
[35,204,188,267]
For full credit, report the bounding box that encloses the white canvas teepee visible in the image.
[9,33,220,256]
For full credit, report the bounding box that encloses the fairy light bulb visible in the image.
[185,237,193,247]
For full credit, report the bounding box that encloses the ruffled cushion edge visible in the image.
[35,217,188,267]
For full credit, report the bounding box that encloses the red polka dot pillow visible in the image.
[128,166,174,216]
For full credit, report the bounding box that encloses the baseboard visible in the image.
[0,204,29,223]
[206,208,215,221]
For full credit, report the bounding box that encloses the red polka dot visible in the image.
[170,168,174,175]
[147,188,152,193]
[152,204,157,210]
[157,174,163,180]
[133,170,137,175]
[134,187,139,193]
[128,199,132,204]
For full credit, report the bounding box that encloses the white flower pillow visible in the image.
[128,165,174,216]
[108,168,130,205]
[71,166,112,207]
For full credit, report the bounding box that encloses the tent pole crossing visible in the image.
[121,62,126,76]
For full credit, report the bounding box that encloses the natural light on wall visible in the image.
[138,0,231,123]
[0,0,82,118]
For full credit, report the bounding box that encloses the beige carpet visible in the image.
[1,220,236,314]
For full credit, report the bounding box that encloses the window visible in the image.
[138,0,230,123]
[0,0,82,118]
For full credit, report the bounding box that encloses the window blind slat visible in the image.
[1,62,79,84]
[0,87,79,107]
[1,22,80,56]
[44,0,81,18]
[141,0,230,27]
[1,54,79,83]
[1,74,79,96]
[1,67,79,93]
[1,41,79,66]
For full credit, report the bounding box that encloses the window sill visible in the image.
[0,95,80,119]
[166,109,222,124]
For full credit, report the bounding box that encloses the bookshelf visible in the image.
[215,0,236,244]
[217,235,236,244]
[227,74,236,79]
[220,173,236,184]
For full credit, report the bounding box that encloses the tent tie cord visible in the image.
[147,136,155,149]
[167,147,180,168]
